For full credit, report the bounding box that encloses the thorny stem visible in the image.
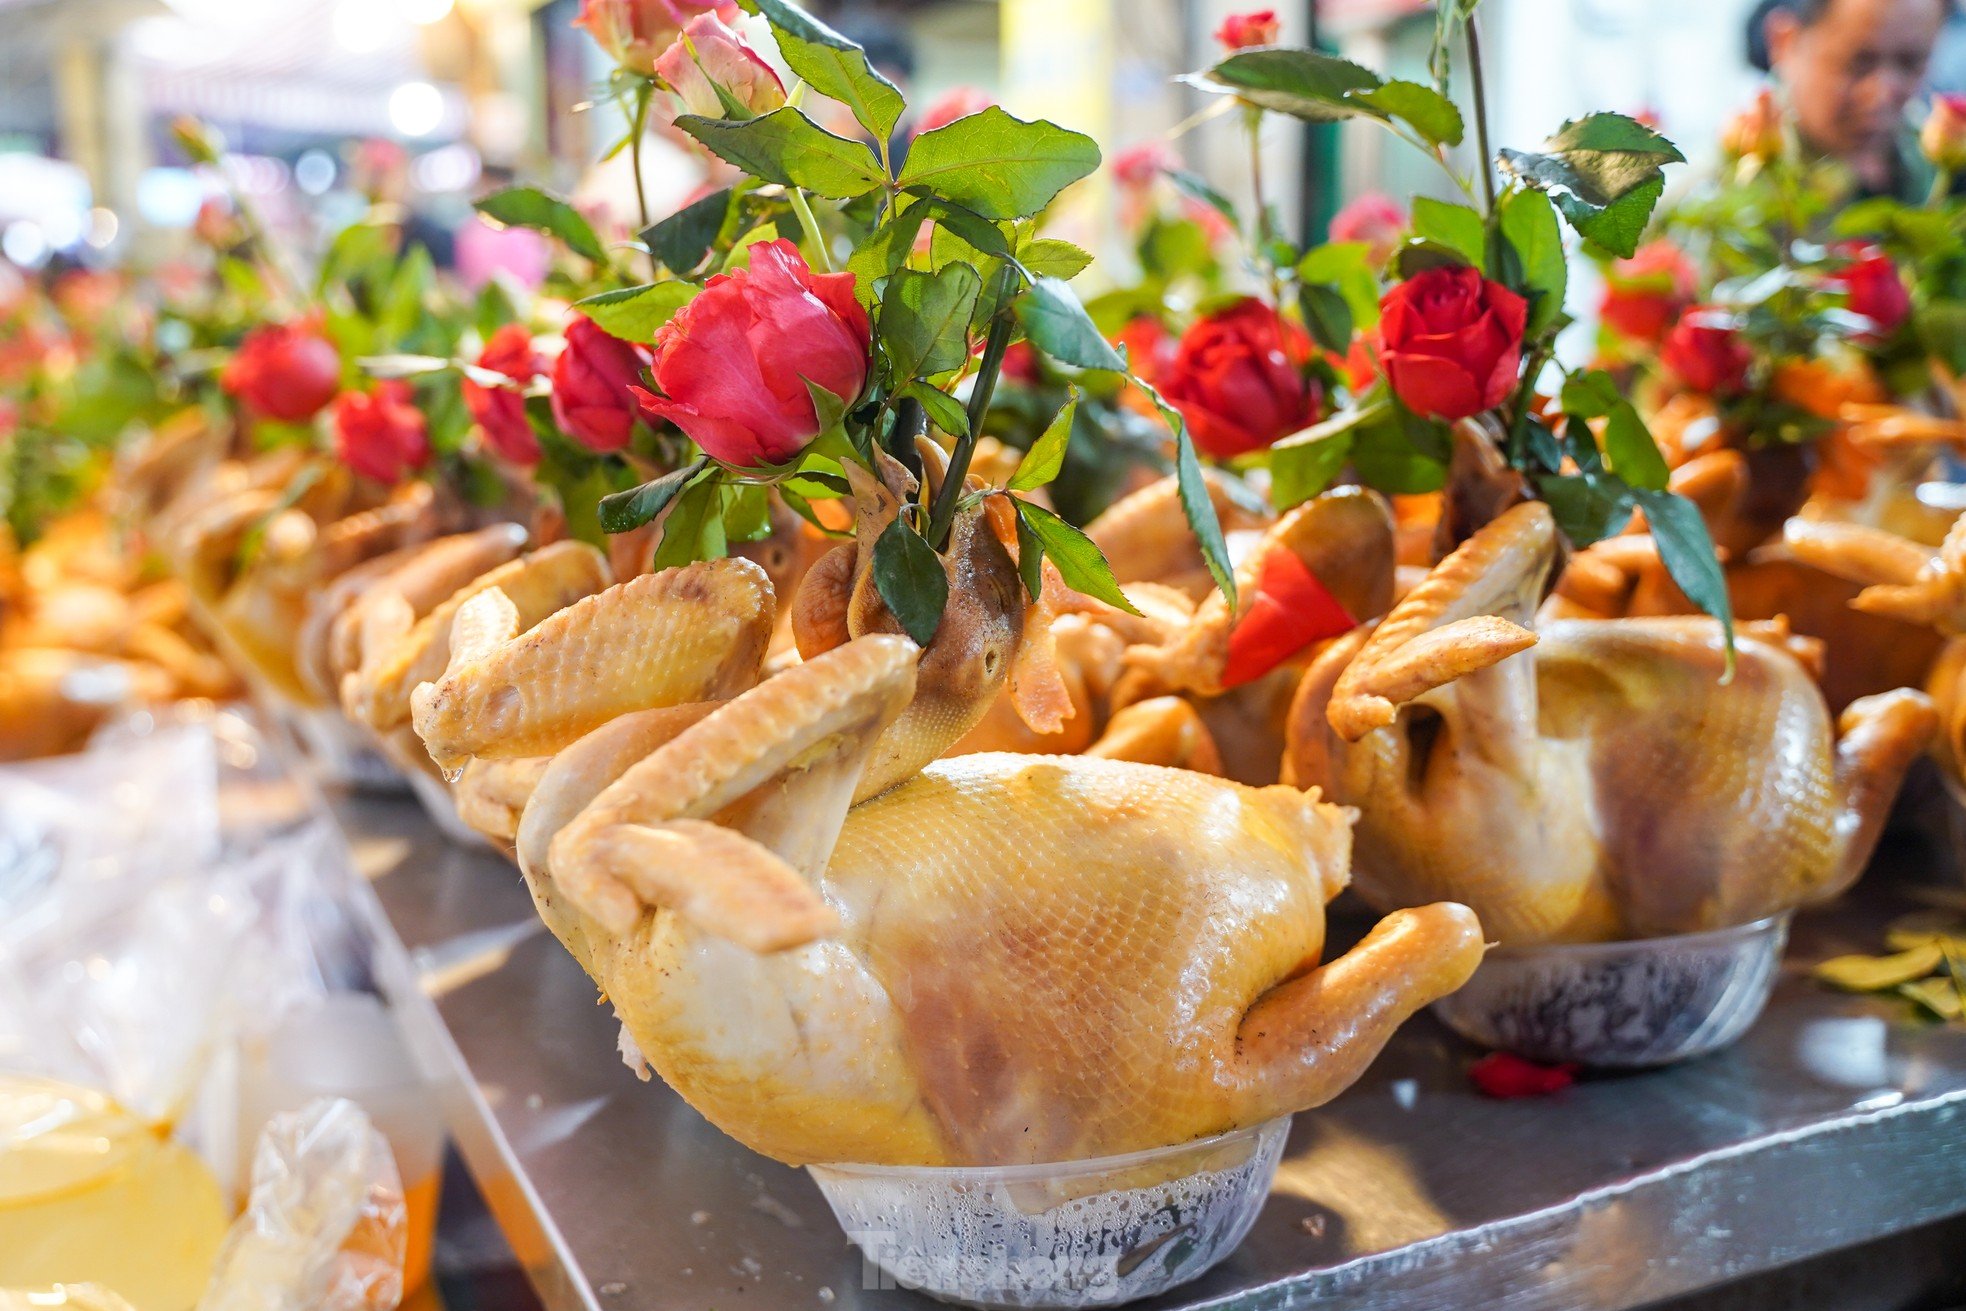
[1465,15,1498,218]
[927,265,1020,550]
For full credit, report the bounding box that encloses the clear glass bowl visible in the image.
[807,1117,1290,1309]
[1430,915,1791,1068]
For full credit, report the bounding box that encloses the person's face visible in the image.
[1767,0,1946,160]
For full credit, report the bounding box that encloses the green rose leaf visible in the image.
[1410,197,1487,268]
[644,187,732,275]
[599,458,712,535]
[1137,380,1236,607]
[1394,238,1474,279]
[898,107,1100,220]
[1498,187,1566,333]
[1297,242,1382,329]
[1186,49,1382,121]
[1019,237,1095,280]
[1633,487,1735,671]
[1601,403,1670,491]
[1013,506,1045,602]
[476,186,608,265]
[574,282,698,341]
[1349,79,1464,146]
[1016,277,1126,372]
[651,476,727,570]
[872,516,949,645]
[1535,470,1633,546]
[678,108,886,200]
[1270,405,1380,510]
[899,380,970,436]
[1015,500,1140,615]
[1497,112,1684,259]
[740,0,905,141]
[1297,282,1354,357]
[1009,387,1081,492]
[1352,410,1448,493]
[1165,168,1243,235]
[880,262,983,380]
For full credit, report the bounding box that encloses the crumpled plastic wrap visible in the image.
[198,1098,407,1311]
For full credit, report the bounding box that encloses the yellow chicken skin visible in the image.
[1286,501,1937,945]
[423,467,1486,1170]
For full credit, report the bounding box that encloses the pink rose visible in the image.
[552,315,652,453]
[654,13,785,119]
[913,87,995,137]
[574,0,733,75]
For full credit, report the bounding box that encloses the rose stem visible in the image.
[927,266,1019,549]
[630,79,655,251]
[1465,15,1498,218]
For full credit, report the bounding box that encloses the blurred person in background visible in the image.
[1747,0,1959,197]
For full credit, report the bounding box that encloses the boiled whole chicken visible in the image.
[411,457,1485,1168]
[1286,501,1936,945]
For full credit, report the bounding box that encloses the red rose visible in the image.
[1832,245,1911,343]
[1112,141,1173,191]
[1661,309,1752,397]
[1599,240,1697,344]
[1215,10,1279,50]
[1378,266,1528,422]
[574,0,732,74]
[333,381,430,484]
[1328,192,1407,266]
[1000,342,1041,387]
[464,324,546,465]
[914,87,995,137]
[634,239,870,467]
[1160,298,1319,459]
[1469,1052,1578,1099]
[1222,546,1358,688]
[1115,315,1176,386]
[222,321,341,423]
[552,315,652,453]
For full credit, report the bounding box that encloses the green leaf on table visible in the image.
[678,108,886,199]
[1497,113,1684,259]
[872,516,949,645]
[1297,242,1382,330]
[880,262,982,380]
[1633,487,1734,671]
[1019,237,1095,280]
[599,458,711,534]
[1351,79,1464,146]
[476,187,609,265]
[1166,168,1243,235]
[898,107,1100,220]
[899,380,970,436]
[643,187,732,274]
[1009,387,1080,491]
[1411,198,1487,269]
[1014,500,1139,614]
[1186,49,1381,121]
[1013,505,1045,602]
[1016,277,1126,372]
[740,0,905,140]
[574,282,697,341]
[1498,188,1566,332]
[1297,282,1354,357]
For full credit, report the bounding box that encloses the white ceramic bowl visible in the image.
[1431,915,1791,1068]
[807,1117,1290,1308]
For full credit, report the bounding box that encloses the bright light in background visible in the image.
[295,149,338,196]
[42,209,84,251]
[2,223,49,269]
[86,209,120,249]
[410,143,480,194]
[404,0,454,24]
[137,168,205,227]
[333,0,401,54]
[389,82,445,138]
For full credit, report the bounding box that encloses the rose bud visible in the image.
[1215,9,1280,50]
[634,238,870,467]
[1160,298,1320,459]
[913,86,995,137]
[552,315,654,453]
[1721,88,1785,163]
[574,0,731,75]
[654,12,785,119]
[1378,265,1529,423]
[1328,192,1407,267]
[463,324,546,466]
[1832,244,1912,343]
[221,320,342,423]
[333,381,430,484]
[1112,141,1174,191]
[1661,309,1753,397]
[1921,93,1966,173]
[1599,240,1698,344]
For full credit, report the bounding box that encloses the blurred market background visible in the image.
[2,0,1962,291]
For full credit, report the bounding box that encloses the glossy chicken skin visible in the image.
[427,467,1485,1169]
[1287,502,1936,945]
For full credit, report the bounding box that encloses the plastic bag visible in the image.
[199,1098,407,1311]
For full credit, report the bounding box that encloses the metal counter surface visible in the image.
[341,791,1966,1311]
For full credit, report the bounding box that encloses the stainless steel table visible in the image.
[340,792,1966,1311]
